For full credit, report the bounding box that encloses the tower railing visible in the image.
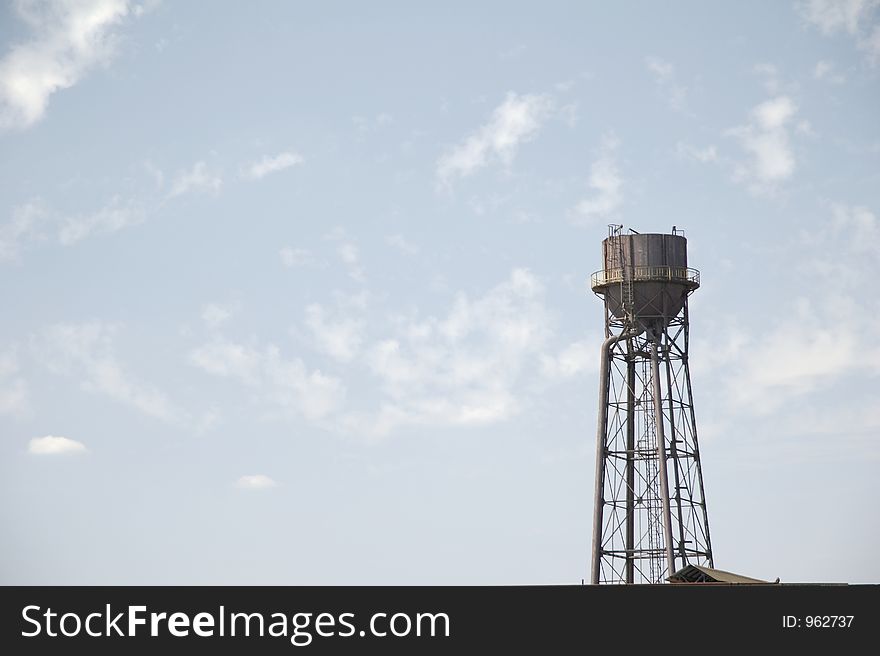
[590,266,700,290]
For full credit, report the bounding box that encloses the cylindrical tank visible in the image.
[590,232,699,332]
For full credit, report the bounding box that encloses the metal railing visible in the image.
[590,266,700,289]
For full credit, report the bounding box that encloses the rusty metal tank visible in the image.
[590,232,699,333]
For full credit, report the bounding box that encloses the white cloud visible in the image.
[2,196,146,260]
[675,142,719,163]
[352,113,393,135]
[187,265,609,438]
[814,59,845,82]
[0,378,28,415]
[353,268,553,436]
[645,56,673,80]
[0,0,136,130]
[338,243,358,265]
[144,160,164,189]
[0,200,48,262]
[798,0,876,34]
[385,234,419,255]
[235,474,277,489]
[242,151,304,180]
[698,203,880,418]
[190,269,560,438]
[725,299,862,412]
[540,339,596,379]
[754,95,797,130]
[189,338,345,421]
[189,339,262,383]
[498,44,526,61]
[304,304,363,363]
[753,62,781,93]
[727,96,799,194]
[337,242,365,283]
[58,196,144,244]
[645,56,689,113]
[829,203,880,257]
[323,228,365,282]
[194,407,221,435]
[28,435,87,455]
[436,92,554,188]
[35,322,180,421]
[168,161,222,198]
[0,349,28,415]
[796,119,816,136]
[572,135,623,223]
[201,302,238,329]
[280,246,315,268]
[798,0,880,64]
[559,102,579,127]
[863,23,880,63]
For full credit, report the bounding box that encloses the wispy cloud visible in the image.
[304,304,363,363]
[242,151,304,180]
[350,268,553,436]
[645,56,689,113]
[187,265,604,439]
[724,298,863,413]
[726,96,799,195]
[0,349,28,415]
[0,200,48,262]
[201,302,239,330]
[436,92,554,189]
[324,229,365,283]
[235,474,278,489]
[814,59,846,83]
[385,234,419,255]
[337,242,365,283]
[189,338,345,422]
[571,135,623,223]
[798,0,876,33]
[2,196,144,259]
[798,0,880,65]
[280,246,315,268]
[697,202,880,418]
[352,113,393,136]
[34,321,181,422]
[168,161,222,198]
[540,340,596,379]
[498,44,526,61]
[833,203,880,253]
[28,435,87,455]
[675,141,719,163]
[58,196,144,245]
[753,63,782,93]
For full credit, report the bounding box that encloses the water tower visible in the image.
[589,225,713,584]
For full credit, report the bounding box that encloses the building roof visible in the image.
[668,564,772,584]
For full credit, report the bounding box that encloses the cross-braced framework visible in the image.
[590,234,713,585]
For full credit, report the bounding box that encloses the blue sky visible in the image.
[0,0,878,584]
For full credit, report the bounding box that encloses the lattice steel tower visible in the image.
[590,225,713,584]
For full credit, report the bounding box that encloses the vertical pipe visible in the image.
[650,339,676,579]
[625,353,636,584]
[662,326,688,565]
[591,333,623,584]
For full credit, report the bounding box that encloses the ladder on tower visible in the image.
[613,227,635,326]
[641,357,665,584]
